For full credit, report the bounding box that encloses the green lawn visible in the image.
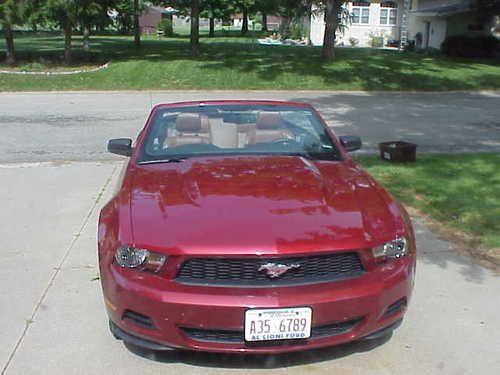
[1,33,499,91]
[357,154,500,251]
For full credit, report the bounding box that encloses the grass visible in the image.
[356,154,500,251]
[1,32,499,91]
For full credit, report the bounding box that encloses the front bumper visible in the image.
[102,256,414,354]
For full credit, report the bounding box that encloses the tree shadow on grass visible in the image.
[3,35,498,89]
[356,154,500,282]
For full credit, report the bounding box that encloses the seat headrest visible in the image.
[176,114,202,132]
[256,112,281,129]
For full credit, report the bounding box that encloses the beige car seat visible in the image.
[164,114,210,148]
[254,112,292,143]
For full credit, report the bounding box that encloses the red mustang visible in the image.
[98,100,416,353]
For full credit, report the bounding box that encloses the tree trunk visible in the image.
[241,7,248,35]
[279,16,290,38]
[305,1,313,45]
[3,23,15,65]
[209,17,215,37]
[191,0,200,56]
[83,24,90,52]
[134,0,141,47]
[64,22,72,65]
[321,0,338,61]
[261,13,268,32]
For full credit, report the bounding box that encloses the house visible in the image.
[173,15,211,29]
[407,0,495,49]
[309,0,495,49]
[310,1,405,47]
[231,13,255,29]
[231,14,283,31]
[139,6,176,34]
[265,15,284,31]
[140,5,212,33]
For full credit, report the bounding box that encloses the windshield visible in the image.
[137,104,342,163]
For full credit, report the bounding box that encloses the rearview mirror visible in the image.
[108,138,133,157]
[339,136,362,152]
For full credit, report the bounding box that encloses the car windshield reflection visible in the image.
[137,104,341,164]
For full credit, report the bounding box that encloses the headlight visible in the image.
[114,246,167,273]
[372,237,408,262]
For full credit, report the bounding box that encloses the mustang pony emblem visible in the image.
[258,263,301,279]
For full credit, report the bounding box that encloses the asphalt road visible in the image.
[1,90,500,163]
[0,161,499,375]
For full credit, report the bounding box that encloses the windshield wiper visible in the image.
[282,152,314,160]
[283,150,340,162]
[138,157,189,165]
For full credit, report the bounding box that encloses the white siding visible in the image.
[310,1,403,47]
[310,10,325,46]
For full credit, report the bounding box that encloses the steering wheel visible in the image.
[271,137,301,146]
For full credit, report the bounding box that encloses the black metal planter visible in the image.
[379,141,417,163]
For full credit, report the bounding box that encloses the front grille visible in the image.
[181,318,361,345]
[122,310,156,329]
[176,252,364,287]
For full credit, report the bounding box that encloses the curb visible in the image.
[0,62,110,76]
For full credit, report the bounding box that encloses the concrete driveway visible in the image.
[1,91,499,374]
[0,90,499,163]
[1,160,499,375]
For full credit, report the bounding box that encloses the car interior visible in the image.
[139,108,340,162]
[161,112,296,150]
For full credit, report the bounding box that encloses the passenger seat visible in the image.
[254,112,292,143]
[164,114,210,148]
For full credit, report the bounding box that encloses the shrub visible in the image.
[368,31,385,48]
[288,22,305,40]
[349,37,359,47]
[370,36,384,48]
[441,35,499,58]
[157,18,173,37]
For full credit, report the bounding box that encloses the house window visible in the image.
[352,2,370,24]
[380,1,397,26]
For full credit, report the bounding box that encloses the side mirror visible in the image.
[108,138,132,157]
[339,136,362,152]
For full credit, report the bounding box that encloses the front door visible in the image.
[424,21,431,48]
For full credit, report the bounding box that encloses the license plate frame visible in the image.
[244,306,312,342]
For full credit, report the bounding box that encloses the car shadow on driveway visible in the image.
[123,334,392,369]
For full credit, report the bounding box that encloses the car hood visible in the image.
[128,156,397,255]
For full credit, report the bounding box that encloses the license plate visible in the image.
[244,307,312,342]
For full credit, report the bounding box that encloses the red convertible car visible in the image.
[98,100,416,354]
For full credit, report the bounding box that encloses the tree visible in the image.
[133,0,140,47]
[44,0,79,64]
[253,0,280,32]
[275,0,307,38]
[153,0,199,51]
[234,0,253,35]
[113,0,145,42]
[319,0,349,61]
[0,0,25,64]
[473,0,500,23]
[191,0,200,55]
[78,0,103,51]
[201,0,234,37]
[44,0,107,63]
